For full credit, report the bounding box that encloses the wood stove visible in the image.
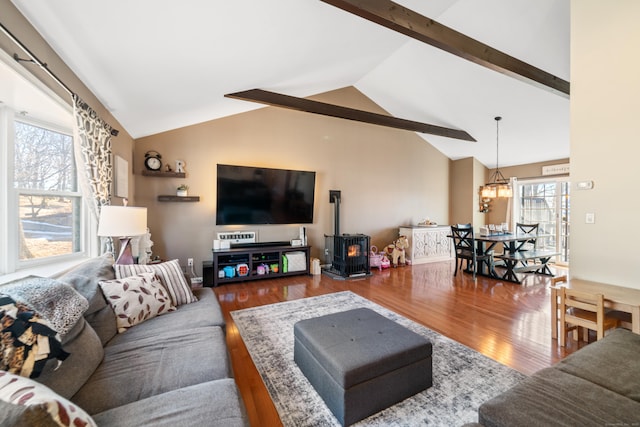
[325,234,370,277]
[324,189,370,277]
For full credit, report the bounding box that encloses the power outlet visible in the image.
[187,258,194,267]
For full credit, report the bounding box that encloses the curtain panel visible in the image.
[72,94,114,254]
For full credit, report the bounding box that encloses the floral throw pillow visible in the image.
[0,294,69,378]
[99,272,176,333]
[0,370,97,427]
[114,259,198,306]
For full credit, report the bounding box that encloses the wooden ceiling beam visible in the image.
[225,89,476,141]
[320,0,570,98]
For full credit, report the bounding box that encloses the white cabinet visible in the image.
[399,226,453,264]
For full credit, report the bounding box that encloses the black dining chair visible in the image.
[516,222,540,250]
[450,224,494,280]
[515,222,539,266]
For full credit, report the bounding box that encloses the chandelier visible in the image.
[480,116,512,198]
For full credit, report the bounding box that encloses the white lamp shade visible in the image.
[97,206,148,237]
[480,185,497,199]
[497,184,513,198]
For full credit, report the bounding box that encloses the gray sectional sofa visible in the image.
[474,328,640,426]
[1,254,248,426]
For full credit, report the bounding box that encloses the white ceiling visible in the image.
[10,0,570,168]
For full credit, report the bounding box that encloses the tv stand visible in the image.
[203,245,310,287]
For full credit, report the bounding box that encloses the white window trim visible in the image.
[0,107,11,274]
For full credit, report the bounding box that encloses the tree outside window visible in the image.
[14,120,82,260]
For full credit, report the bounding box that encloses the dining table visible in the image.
[472,232,557,283]
[474,232,536,254]
[550,278,640,338]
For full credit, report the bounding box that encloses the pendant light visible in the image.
[480,116,512,198]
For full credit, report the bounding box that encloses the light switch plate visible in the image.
[585,212,595,224]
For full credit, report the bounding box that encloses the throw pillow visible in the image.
[1,276,89,336]
[114,259,198,306]
[99,272,176,333]
[0,295,69,378]
[0,370,97,427]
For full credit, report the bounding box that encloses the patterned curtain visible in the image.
[72,94,114,254]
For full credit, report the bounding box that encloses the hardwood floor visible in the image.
[214,260,580,427]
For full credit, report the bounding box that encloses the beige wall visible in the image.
[472,157,488,227]
[0,0,136,205]
[449,157,487,227]
[449,158,473,225]
[570,0,640,288]
[135,87,451,268]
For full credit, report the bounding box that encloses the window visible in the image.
[0,51,88,276]
[14,120,83,262]
[515,178,570,265]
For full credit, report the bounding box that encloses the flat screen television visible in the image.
[216,164,316,225]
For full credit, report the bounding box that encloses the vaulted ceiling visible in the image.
[10,0,569,168]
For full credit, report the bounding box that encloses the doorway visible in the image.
[513,178,570,265]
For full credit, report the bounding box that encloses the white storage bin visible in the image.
[285,251,307,272]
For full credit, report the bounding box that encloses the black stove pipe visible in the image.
[329,190,341,236]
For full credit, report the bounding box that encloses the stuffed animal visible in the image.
[385,235,409,267]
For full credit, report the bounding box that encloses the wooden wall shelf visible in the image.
[158,195,200,202]
[142,170,186,178]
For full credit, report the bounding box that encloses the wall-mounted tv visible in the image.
[216,164,316,225]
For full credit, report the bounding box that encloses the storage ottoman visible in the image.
[293,308,433,426]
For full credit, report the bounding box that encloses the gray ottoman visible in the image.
[293,307,433,426]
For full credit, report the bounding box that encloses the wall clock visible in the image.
[144,150,162,171]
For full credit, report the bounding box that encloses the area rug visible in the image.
[231,291,525,426]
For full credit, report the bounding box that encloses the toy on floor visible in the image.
[385,235,409,267]
[370,246,391,271]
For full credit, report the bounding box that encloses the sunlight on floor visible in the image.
[478,334,514,367]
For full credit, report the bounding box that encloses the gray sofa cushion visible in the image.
[36,317,104,399]
[186,287,225,329]
[105,287,225,347]
[72,325,231,414]
[92,379,248,427]
[478,367,640,427]
[55,254,118,346]
[555,328,640,403]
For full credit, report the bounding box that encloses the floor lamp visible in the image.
[97,206,148,264]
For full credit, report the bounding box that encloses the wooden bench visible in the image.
[496,250,559,283]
